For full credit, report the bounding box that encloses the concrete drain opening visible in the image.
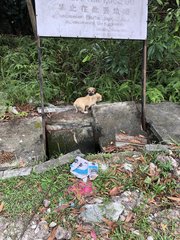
[45,101,180,159]
[46,102,149,159]
[46,107,101,159]
[46,124,102,158]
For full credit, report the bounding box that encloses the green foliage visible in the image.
[147,0,180,103]
[146,86,165,103]
[0,1,179,105]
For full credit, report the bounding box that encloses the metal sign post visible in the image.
[26,0,46,156]
[37,37,46,154]
[142,40,147,131]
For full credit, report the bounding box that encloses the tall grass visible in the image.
[0,2,179,105]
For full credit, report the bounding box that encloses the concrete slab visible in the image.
[33,149,84,174]
[92,102,145,148]
[146,102,180,144]
[2,167,32,179]
[0,216,30,240]
[0,117,45,168]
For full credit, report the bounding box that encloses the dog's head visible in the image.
[95,93,102,102]
[87,87,96,96]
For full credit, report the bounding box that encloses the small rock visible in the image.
[99,163,109,171]
[147,236,154,240]
[87,197,103,204]
[132,230,140,235]
[34,220,49,236]
[58,197,66,206]
[22,216,50,240]
[46,208,51,213]
[43,199,51,208]
[38,220,49,230]
[149,162,160,176]
[31,224,37,229]
[123,163,133,172]
[70,202,75,207]
[80,200,125,223]
[49,221,57,228]
[105,201,124,221]
[8,106,19,115]
[157,154,180,177]
[6,237,13,240]
[120,215,126,221]
[148,214,153,221]
[174,169,180,177]
[157,155,178,168]
[80,204,104,223]
[34,226,40,234]
[55,226,72,240]
[145,144,170,153]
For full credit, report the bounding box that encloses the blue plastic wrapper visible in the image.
[70,156,98,182]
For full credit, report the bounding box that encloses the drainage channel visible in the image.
[43,103,104,159]
[45,119,102,159]
[45,107,159,159]
[45,121,161,160]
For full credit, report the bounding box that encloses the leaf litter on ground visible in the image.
[0,145,179,239]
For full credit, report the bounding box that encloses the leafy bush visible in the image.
[0,1,179,105]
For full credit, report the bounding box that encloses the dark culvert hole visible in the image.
[45,120,160,160]
[45,125,102,159]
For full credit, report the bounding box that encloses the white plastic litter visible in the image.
[70,156,98,182]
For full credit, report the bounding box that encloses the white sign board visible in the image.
[35,0,148,40]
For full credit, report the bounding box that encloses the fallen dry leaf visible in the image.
[0,151,14,164]
[149,162,160,177]
[125,212,134,223]
[127,172,133,178]
[0,202,4,212]
[76,224,92,233]
[90,230,97,240]
[102,145,116,153]
[139,134,146,138]
[125,156,135,162]
[136,155,146,163]
[71,208,80,215]
[68,181,94,197]
[109,186,123,196]
[55,203,70,212]
[147,198,157,205]
[130,139,143,144]
[37,182,43,193]
[160,223,167,231]
[48,227,57,240]
[167,196,180,202]
[15,180,25,188]
[119,145,136,151]
[38,206,47,214]
[18,160,26,168]
[115,133,147,145]
[102,217,117,230]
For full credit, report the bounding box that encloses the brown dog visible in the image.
[73,93,102,113]
[87,87,96,96]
